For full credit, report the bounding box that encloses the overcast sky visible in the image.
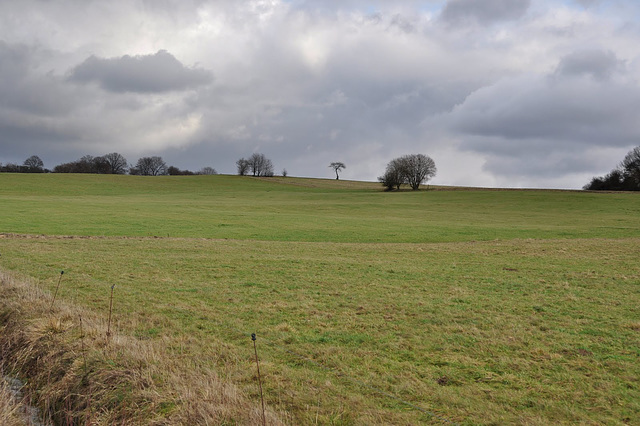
[1,0,639,188]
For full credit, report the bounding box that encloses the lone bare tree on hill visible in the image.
[329,162,346,180]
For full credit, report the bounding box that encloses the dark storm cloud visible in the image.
[68,50,213,93]
[440,0,531,25]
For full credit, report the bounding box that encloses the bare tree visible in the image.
[80,155,99,173]
[379,154,436,191]
[378,158,405,191]
[102,152,128,174]
[248,154,260,176]
[2,163,20,173]
[134,156,168,176]
[93,156,111,174]
[168,166,195,175]
[620,146,640,188]
[248,153,274,177]
[23,155,44,172]
[198,166,218,175]
[329,162,346,180]
[584,145,640,191]
[400,154,437,190]
[236,158,250,176]
[54,155,100,173]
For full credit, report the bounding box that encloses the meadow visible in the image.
[0,173,639,424]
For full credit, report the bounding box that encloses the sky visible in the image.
[1,0,639,188]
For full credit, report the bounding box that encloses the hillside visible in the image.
[1,174,638,242]
[0,173,639,425]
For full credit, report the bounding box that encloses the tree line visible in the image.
[584,146,640,191]
[7,147,640,191]
[2,151,440,190]
[0,154,217,176]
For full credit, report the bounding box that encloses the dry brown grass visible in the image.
[0,375,26,426]
[0,269,284,425]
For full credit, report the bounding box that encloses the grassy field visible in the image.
[0,173,639,424]
[0,173,638,242]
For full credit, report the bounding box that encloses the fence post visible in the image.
[252,333,266,426]
[106,284,116,340]
[49,270,64,311]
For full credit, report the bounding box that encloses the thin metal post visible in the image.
[106,284,116,340]
[252,333,266,426]
[50,270,64,310]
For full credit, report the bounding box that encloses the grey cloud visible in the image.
[69,50,213,93]
[388,14,417,33]
[0,41,31,79]
[0,43,205,168]
[449,75,640,145]
[0,41,81,117]
[555,49,622,80]
[440,0,530,25]
[478,146,611,183]
[573,0,600,8]
[187,8,475,178]
[0,42,79,167]
[443,71,640,181]
[286,1,440,12]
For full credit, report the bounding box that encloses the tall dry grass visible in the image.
[0,269,284,425]
[0,373,27,426]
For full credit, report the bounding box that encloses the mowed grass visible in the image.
[0,174,639,424]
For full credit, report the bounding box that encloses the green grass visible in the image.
[0,173,638,242]
[0,173,639,424]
